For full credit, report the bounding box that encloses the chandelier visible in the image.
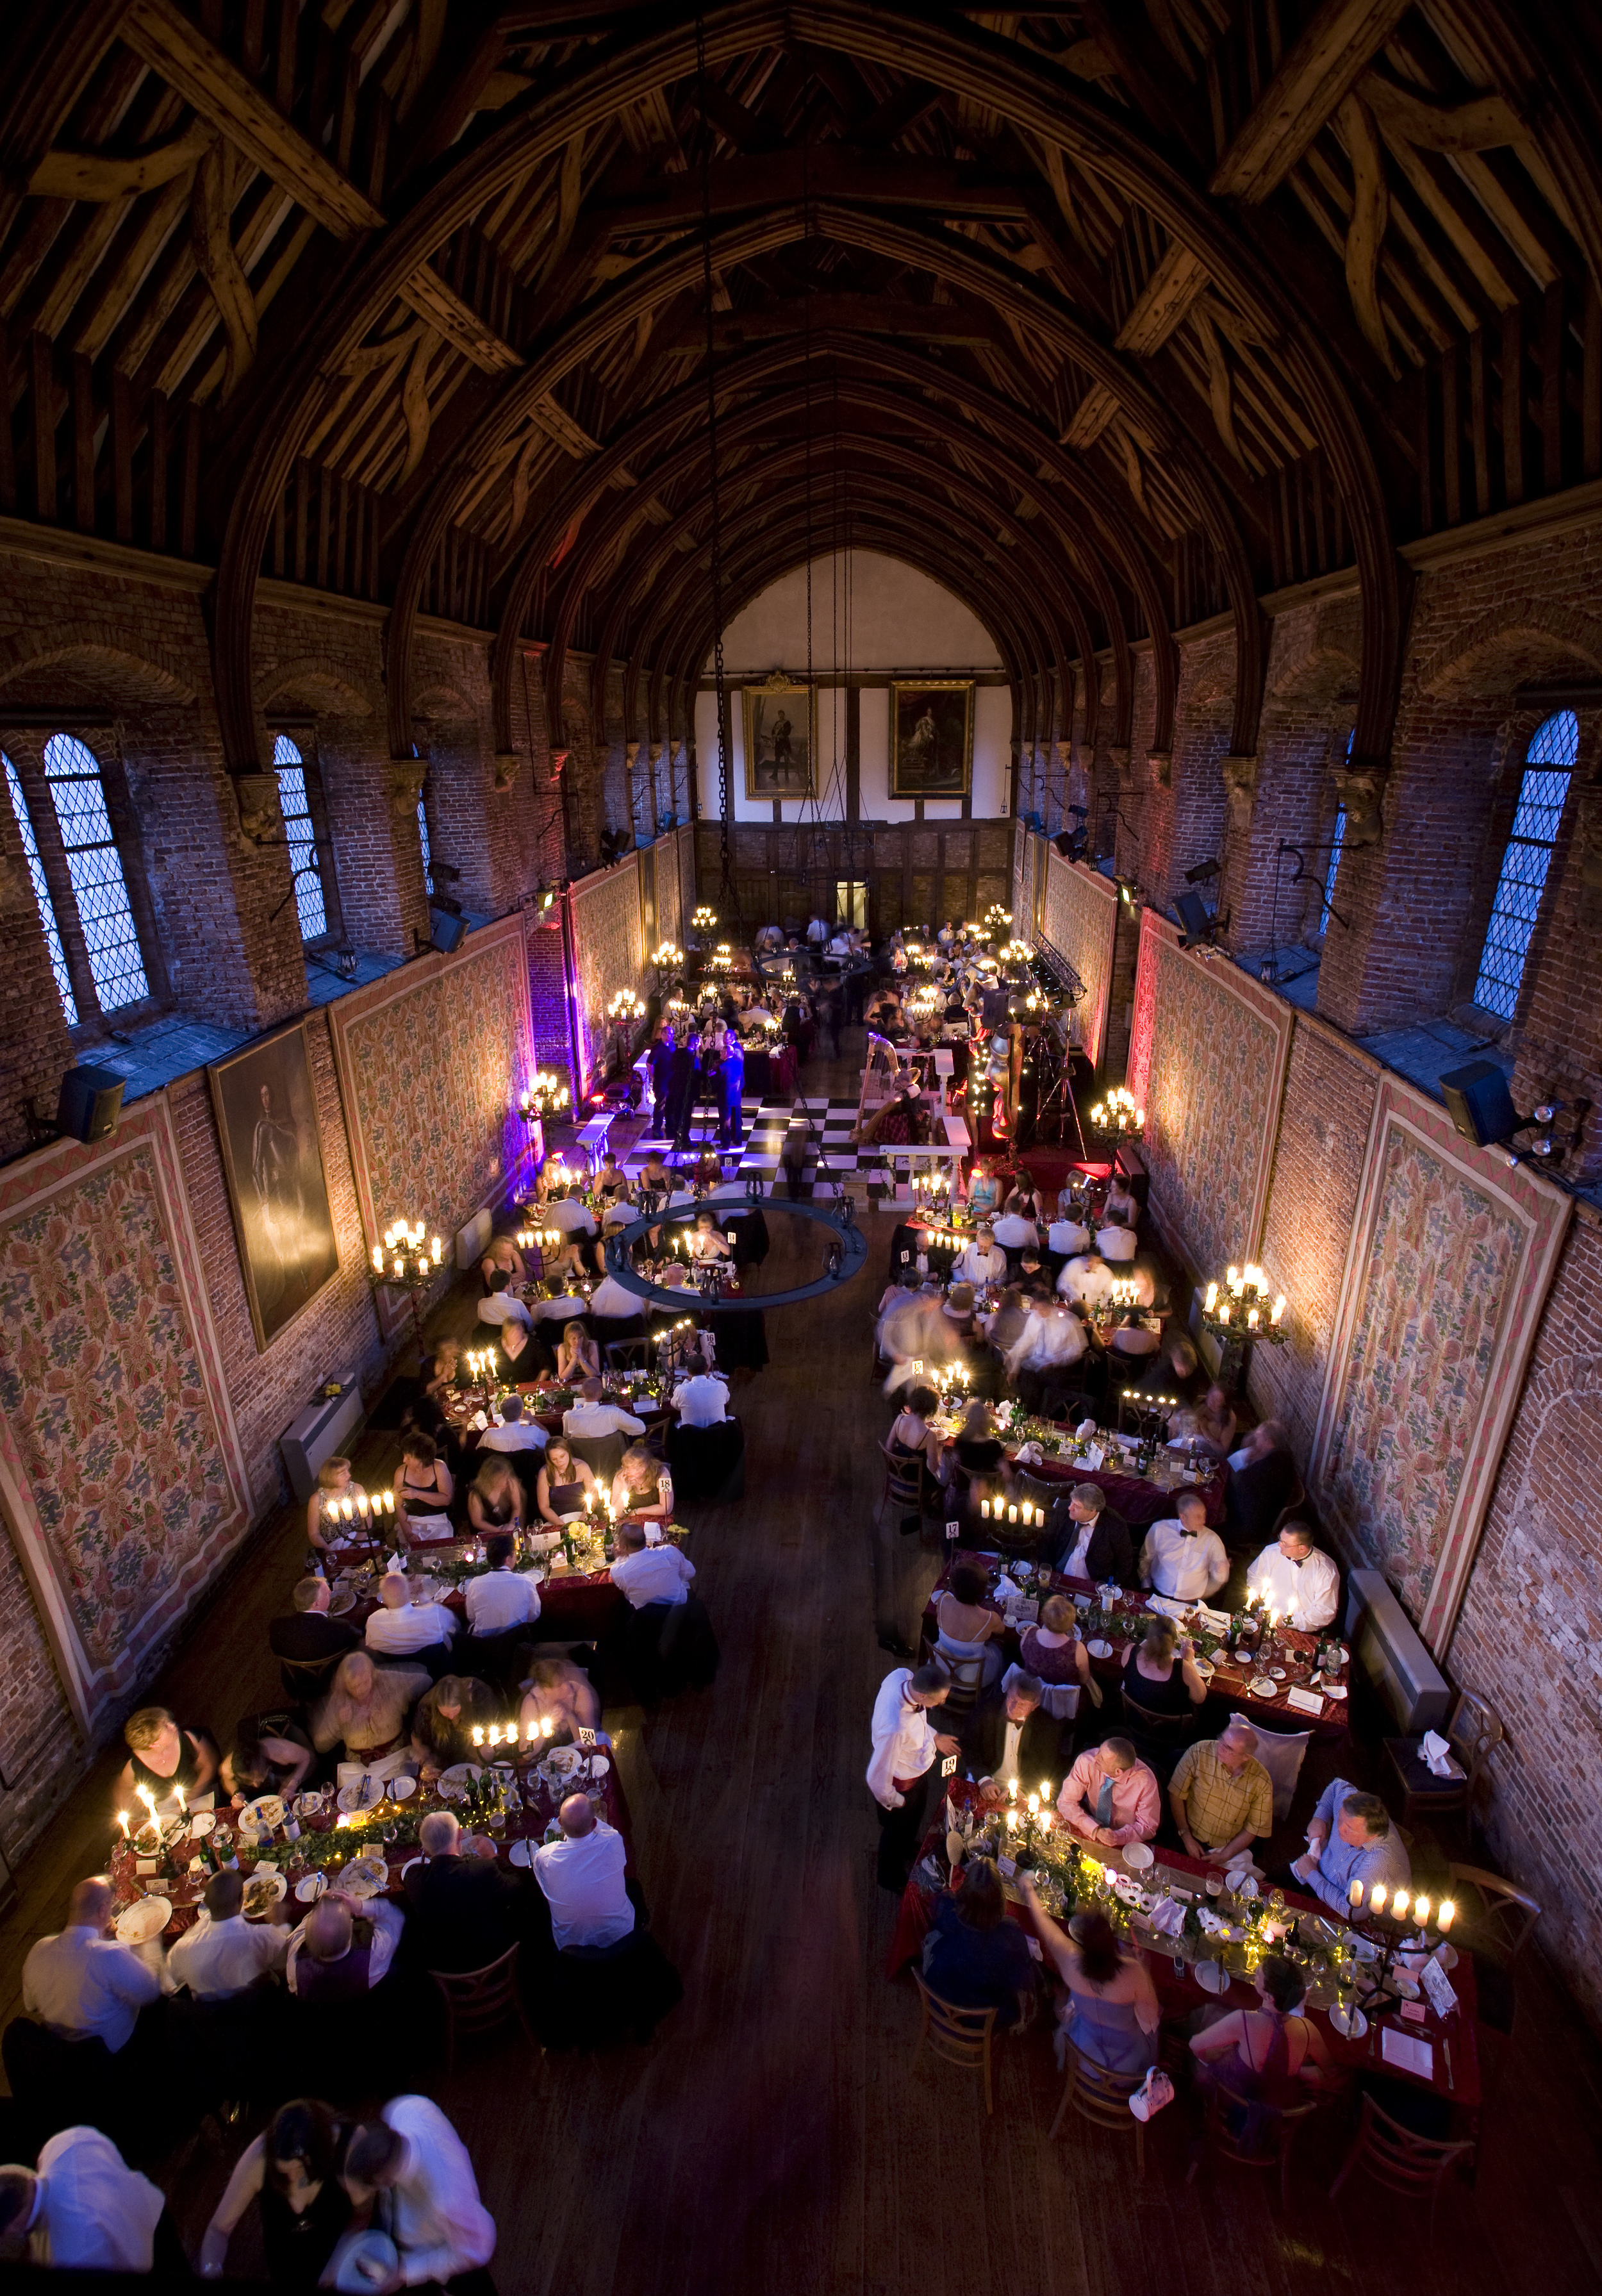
[518,1069,570,1122]
[1202,1263,1287,1343]
[1089,1086,1144,1139]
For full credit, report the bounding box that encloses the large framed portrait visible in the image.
[742,676,817,799]
[208,1022,340,1351]
[891,679,974,799]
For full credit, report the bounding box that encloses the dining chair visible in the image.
[911,1972,999,2115]
[1448,1861,1541,2099]
[604,1339,650,1374]
[428,1944,537,2077]
[1048,2036,1149,2173]
[937,1651,987,1720]
[876,1443,927,1531]
[1187,2081,1318,2208]
[1383,1689,1503,1840]
[1328,2093,1476,2245]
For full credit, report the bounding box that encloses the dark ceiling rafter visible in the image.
[201,1,1401,783]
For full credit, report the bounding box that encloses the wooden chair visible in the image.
[1267,1479,1309,1541]
[876,1443,927,1530]
[604,1338,650,1374]
[1187,2081,1317,2208]
[1328,2093,1476,2245]
[428,1944,537,2076]
[1119,1692,1196,1783]
[1383,1689,1503,1838]
[1048,2034,1149,2172]
[936,1650,987,1720]
[911,1972,999,2114]
[1448,1861,1542,2093]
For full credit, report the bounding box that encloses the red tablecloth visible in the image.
[926,1552,1350,1742]
[888,1785,1478,2113]
[1008,1453,1227,1529]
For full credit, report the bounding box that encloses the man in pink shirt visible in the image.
[1056,1737,1160,1847]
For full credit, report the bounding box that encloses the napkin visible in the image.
[1080,1444,1105,1470]
[1421,1730,1463,1779]
[994,1573,1021,1601]
[1146,1594,1190,1620]
[1013,1441,1043,1465]
[1077,1419,1097,1439]
[1421,1956,1459,2019]
[1194,1604,1233,1634]
[1285,1686,1326,1717]
[1146,1898,1187,1938]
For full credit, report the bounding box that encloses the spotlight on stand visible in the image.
[1441,1061,1590,1167]
[1175,886,1228,954]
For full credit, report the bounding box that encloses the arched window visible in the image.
[1473,710,1578,1022]
[42,733,149,1013]
[3,751,77,1025]
[273,733,328,942]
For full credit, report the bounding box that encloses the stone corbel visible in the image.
[1147,749,1172,788]
[624,741,640,772]
[0,842,31,912]
[1054,739,1071,774]
[648,742,663,772]
[233,772,281,841]
[491,753,518,794]
[388,761,425,823]
[1108,744,1132,782]
[1221,753,1259,834]
[1333,762,1386,849]
[548,748,570,780]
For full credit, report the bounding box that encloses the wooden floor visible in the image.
[2,1041,1600,2293]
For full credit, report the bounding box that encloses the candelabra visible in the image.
[368,1218,444,1345]
[652,940,684,989]
[518,1069,570,1123]
[691,905,718,938]
[1088,1085,1144,1140]
[1200,1263,1287,1344]
[983,904,1012,935]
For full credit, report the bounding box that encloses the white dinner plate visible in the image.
[1328,2002,1368,2040]
[243,1871,286,1918]
[508,1839,534,1868]
[294,1790,329,1818]
[1086,1638,1113,1660]
[1248,1677,1278,1698]
[327,1586,356,1616]
[337,1779,385,1813]
[1269,1667,1287,1680]
[239,1794,286,1831]
[116,1896,172,1945]
[388,1775,418,1801]
[295,1872,328,1904]
[438,1763,485,1800]
[587,1754,611,1778]
[1194,1956,1229,1993]
[186,1811,217,1838]
[1123,1842,1153,1870]
[339,1853,390,1898]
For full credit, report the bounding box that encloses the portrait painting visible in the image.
[742,678,817,799]
[891,679,974,798]
[208,1023,340,1351]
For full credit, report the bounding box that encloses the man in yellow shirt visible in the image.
[1168,1719,1273,1865]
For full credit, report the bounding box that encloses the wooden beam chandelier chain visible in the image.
[695,13,734,912]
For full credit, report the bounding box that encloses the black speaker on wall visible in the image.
[429,908,468,954]
[56,1064,124,1144]
[1440,1060,1520,1148]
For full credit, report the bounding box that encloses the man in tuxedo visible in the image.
[402,1811,525,1973]
[1048,1485,1135,1586]
[961,1676,1062,1798]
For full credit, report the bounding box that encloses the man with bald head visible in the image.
[22,1878,160,2053]
[531,1792,634,1951]
[285,1884,403,2001]
[166,1867,290,1999]
[404,1807,523,1973]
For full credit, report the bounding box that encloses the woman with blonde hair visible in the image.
[307,1456,360,1555]
[465,1454,522,1540]
[555,1319,600,1385]
[611,1440,673,1522]
[311,1652,428,1777]
[1019,1593,1099,1716]
[1121,1611,1207,1717]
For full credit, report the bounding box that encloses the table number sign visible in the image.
[577,1727,598,1746]
[941,1754,958,1777]
[945,1520,961,1543]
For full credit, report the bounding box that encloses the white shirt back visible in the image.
[366,1602,456,1654]
[33,2129,165,2272]
[463,1569,542,1635]
[533,1823,635,1949]
[609,1546,695,1608]
[673,1374,730,1427]
[22,1926,159,2054]
[166,1909,288,1999]
[479,1421,547,1452]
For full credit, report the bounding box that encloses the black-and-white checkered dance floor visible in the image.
[619,1096,891,1199]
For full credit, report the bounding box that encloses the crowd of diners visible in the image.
[864,1083,1412,2131]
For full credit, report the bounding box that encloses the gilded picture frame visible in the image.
[891,678,975,799]
[741,676,818,799]
[208,1022,341,1352]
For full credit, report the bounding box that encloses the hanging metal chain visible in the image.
[695,16,734,913]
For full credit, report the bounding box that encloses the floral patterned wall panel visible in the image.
[1043,851,1118,1066]
[656,833,682,955]
[1311,1078,1572,1649]
[677,824,698,947]
[0,1098,249,1730]
[329,913,534,1251]
[1132,909,1293,1281]
[568,855,646,1091]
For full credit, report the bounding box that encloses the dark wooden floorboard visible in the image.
[0,1041,1597,2290]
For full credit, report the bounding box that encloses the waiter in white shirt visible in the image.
[1140,1491,1229,1602]
[533,1794,636,1950]
[1058,1251,1116,1308]
[343,2096,495,2288]
[1248,1522,1340,1629]
[21,1879,159,2055]
[866,1661,959,1892]
[166,1870,290,1999]
[0,2128,168,2272]
[672,1371,730,1427]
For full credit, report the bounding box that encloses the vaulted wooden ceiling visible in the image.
[4,1,1599,789]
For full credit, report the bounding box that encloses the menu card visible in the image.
[1380,2027,1433,2079]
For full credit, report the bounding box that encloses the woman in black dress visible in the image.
[221,1713,314,1806]
[1120,1614,1207,1718]
[199,2099,354,2288]
[536,1439,598,1526]
[117,1707,220,1815]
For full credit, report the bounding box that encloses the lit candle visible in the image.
[1008,1504,1018,1524]
[471,1726,484,1747]
[1368,1883,1386,1916]
[371,1245,383,1272]
[541,1717,554,1738]
[1271,1295,1285,1326]
[981,1499,991,1519]
[1412,1894,1430,1927]
[1039,1781,1052,1801]
[174,1783,186,1817]
[1246,1308,1259,1331]
[392,1257,403,1279]
[1391,1889,1409,1924]
[431,1236,442,1260]
[1007,1808,1020,1833]
[487,1724,501,1748]
[1348,1877,1364,1909]
[1007,1776,1018,1800]
[1027,1792,1039,1815]
[117,1810,130,1839]
[1436,1899,1455,1934]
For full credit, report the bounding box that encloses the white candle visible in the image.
[117,1810,130,1839]
[1436,1899,1455,1934]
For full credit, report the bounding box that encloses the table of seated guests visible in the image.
[888,1779,1480,2126]
[106,1732,634,1949]
[924,1549,1351,1743]
[937,1409,1228,1527]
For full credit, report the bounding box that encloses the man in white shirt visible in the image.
[590,1271,643,1320]
[365,1574,457,1663]
[0,2129,167,2272]
[1059,1251,1116,1308]
[1096,1219,1139,1263]
[990,1208,1039,1252]
[672,1371,730,1427]
[21,1879,159,2054]
[1248,1520,1341,1629]
[477,1276,532,1333]
[609,1522,695,1608]
[166,1870,289,1999]
[532,1288,589,1324]
[343,2095,495,2288]
[1047,1215,1092,1258]
[805,913,829,947]
[533,1793,636,1950]
[564,1379,646,1443]
[547,1190,597,1241]
[866,1661,959,1891]
[1005,1301,1088,1406]
[477,1393,546,1453]
[285,1892,404,1998]
[1141,1491,1229,1602]
[954,1226,1007,1288]
[463,1534,542,1636]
